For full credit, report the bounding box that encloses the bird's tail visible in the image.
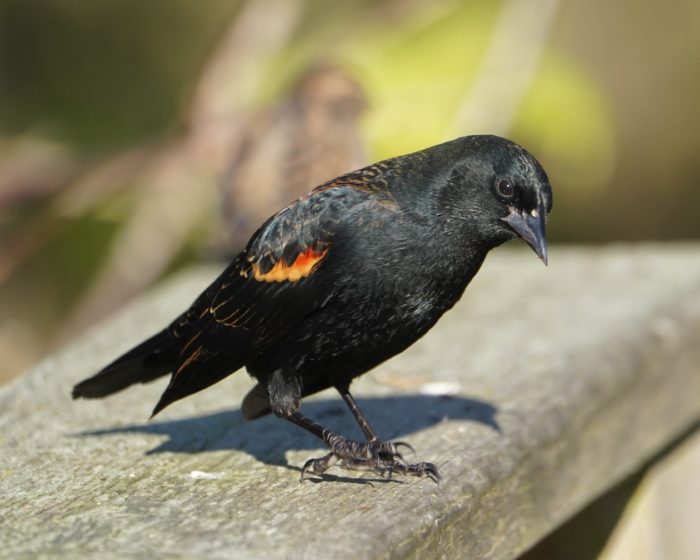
[72,329,177,399]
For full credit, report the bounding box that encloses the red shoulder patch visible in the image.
[252,247,328,283]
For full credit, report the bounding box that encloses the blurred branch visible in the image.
[187,0,303,126]
[451,0,560,136]
[0,138,78,213]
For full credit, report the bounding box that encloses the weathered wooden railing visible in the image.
[2,245,699,559]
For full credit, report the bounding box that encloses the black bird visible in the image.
[73,135,552,482]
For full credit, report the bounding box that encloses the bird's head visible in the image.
[435,135,553,264]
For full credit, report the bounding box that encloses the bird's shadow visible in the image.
[74,395,499,473]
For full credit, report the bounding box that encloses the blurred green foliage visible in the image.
[344,1,502,157]
[0,0,242,150]
[514,53,616,194]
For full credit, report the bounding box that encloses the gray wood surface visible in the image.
[2,245,699,559]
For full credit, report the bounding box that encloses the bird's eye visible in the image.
[497,178,514,199]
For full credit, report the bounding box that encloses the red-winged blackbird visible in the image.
[73,135,552,482]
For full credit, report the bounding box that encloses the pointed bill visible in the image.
[502,204,548,265]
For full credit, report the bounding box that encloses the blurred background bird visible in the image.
[217,63,367,251]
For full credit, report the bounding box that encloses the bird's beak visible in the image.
[501,204,548,265]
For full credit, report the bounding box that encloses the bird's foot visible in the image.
[300,433,440,483]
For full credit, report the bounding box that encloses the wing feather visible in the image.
[151,186,370,415]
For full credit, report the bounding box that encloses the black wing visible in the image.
[151,186,373,415]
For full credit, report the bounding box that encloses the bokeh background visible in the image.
[1,0,699,384]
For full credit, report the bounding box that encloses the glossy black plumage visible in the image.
[73,135,552,482]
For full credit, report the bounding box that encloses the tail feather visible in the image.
[72,329,177,399]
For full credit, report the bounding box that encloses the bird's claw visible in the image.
[389,460,441,483]
[299,436,439,483]
[394,441,415,455]
[300,453,337,482]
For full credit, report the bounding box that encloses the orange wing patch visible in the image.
[252,247,328,283]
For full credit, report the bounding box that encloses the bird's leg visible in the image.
[280,410,438,482]
[339,389,380,442]
[267,371,439,482]
[340,388,414,457]
[335,387,441,482]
